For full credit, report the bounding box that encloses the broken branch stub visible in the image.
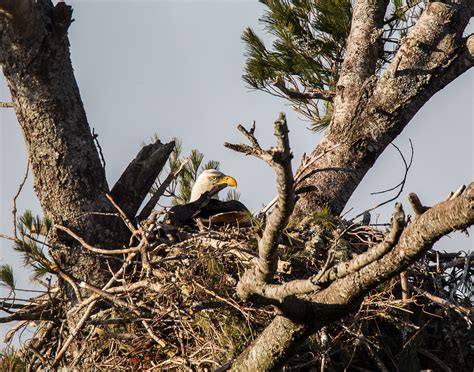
[226,112,295,300]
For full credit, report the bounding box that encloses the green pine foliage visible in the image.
[0,264,15,290]
[242,0,351,129]
[243,0,425,130]
[0,211,54,295]
[225,189,241,202]
[14,211,54,282]
[151,138,222,206]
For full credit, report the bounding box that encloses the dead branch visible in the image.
[11,159,29,239]
[225,112,294,285]
[52,300,97,367]
[408,192,429,215]
[410,285,472,320]
[110,140,175,218]
[137,158,189,221]
[56,224,143,255]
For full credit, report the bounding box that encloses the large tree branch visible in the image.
[313,183,474,306]
[331,0,388,133]
[372,3,474,126]
[233,184,474,370]
[237,203,405,302]
[293,1,473,219]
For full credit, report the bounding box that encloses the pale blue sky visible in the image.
[1,1,472,347]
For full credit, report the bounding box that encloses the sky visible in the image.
[0,1,472,349]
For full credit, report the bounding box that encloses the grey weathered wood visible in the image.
[0,1,128,290]
[111,140,174,219]
[292,1,474,220]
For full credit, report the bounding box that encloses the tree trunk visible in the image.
[292,1,474,220]
[0,2,130,290]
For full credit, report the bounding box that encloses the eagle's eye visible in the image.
[211,176,218,181]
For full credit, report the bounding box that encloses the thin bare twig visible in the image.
[352,140,413,221]
[92,128,106,170]
[55,224,143,255]
[106,193,139,235]
[260,142,342,214]
[12,159,30,239]
[410,285,472,320]
[52,300,97,367]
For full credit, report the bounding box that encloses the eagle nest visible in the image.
[2,213,473,371]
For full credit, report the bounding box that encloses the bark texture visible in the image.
[233,183,474,370]
[0,1,168,290]
[293,0,474,219]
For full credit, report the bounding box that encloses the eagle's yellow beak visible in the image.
[218,175,237,188]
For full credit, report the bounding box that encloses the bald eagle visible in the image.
[166,169,249,227]
[190,169,237,202]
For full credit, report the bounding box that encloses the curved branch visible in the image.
[233,184,474,370]
[236,203,405,302]
[313,183,474,306]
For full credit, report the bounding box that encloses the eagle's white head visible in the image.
[189,169,237,202]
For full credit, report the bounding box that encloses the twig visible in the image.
[77,280,154,313]
[52,300,97,367]
[260,142,342,214]
[352,140,413,221]
[410,285,472,319]
[106,194,139,235]
[0,102,13,108]
[105,194,152,271]
[12,159,29,239]
[141,319,167,347]
[360,333,389,372]
[294,143,343,185]
[0,233,16,241]
[273,81,335,101]
[418,349,453,372]
[194,281,249,320]
[56,224,143,254]
[92,128,106,170]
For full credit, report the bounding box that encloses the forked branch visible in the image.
[236,203,405,302]
[225,112,295,284]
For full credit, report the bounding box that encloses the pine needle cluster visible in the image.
[0,211,55,291]
[242,0,425,130]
